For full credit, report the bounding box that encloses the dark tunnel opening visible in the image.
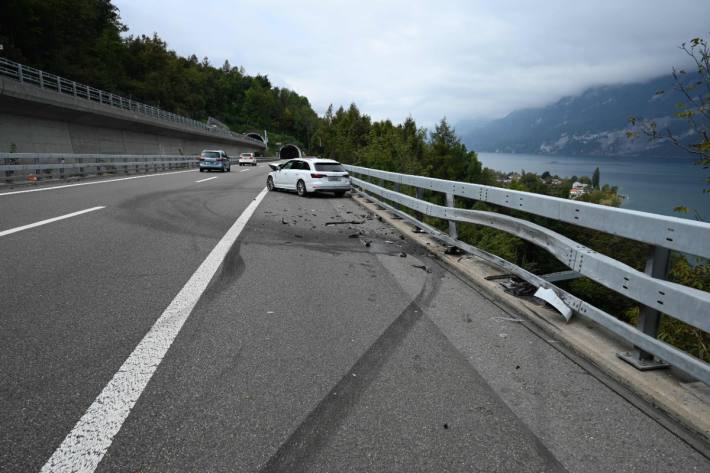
[279,144,302,159]
[246,132,264,142]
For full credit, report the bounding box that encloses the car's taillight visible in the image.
[217,157,225,161]
[311,173,326,178]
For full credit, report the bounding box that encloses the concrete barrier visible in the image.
[0,71,266,156]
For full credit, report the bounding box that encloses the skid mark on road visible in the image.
[259,267,443,473]
[40,187,269,473]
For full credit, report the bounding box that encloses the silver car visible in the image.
[199,150,231,172]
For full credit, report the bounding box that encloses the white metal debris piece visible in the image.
[534,287,573,322]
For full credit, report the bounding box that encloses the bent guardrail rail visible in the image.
[0,57,263,147]
[345,164,710,384]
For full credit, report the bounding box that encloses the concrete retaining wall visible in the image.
[0,77,266,156]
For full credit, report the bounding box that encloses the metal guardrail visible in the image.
[1,153,198,184]
[346,165,710,384]
[0,57,263,147]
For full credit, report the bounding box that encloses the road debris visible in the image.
[444,246,464,256]
[411,264,432,273]
[281,217,288,225]
[399,252,407,258]
[325,220,365,226]
[491,316,523,323]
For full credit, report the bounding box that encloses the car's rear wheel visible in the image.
[296,180,308,197]
[334,191,345,197]
[199,168,204,172]
[267,176,275,191]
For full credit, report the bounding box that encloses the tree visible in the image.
[592,167,600,189]
[630,35,710,192]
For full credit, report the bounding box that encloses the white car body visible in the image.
[239,152,257,166]
[266,158,351,196]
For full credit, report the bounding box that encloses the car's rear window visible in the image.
[202,152,220,158]
[314,163,345,172]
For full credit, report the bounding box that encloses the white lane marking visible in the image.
[41,187,269,473]
[0,206,105,238]
[0,169,197,197]
[239,168,250,173]
[195,176,218,183]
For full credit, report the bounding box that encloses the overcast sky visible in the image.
[114,0,710,127]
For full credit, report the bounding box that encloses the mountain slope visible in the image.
[459,75,692,157]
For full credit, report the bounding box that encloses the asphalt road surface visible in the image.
[1,167,708,472]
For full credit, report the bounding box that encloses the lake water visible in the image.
[477,152,710,221]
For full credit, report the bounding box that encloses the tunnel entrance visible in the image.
[279,144,302,159]
[245,132,264,143]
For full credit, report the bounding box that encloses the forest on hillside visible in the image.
[0,0,320,149]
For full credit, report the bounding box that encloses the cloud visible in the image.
[114,0,710,127]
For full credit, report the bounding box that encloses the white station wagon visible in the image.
[266,158,350,197]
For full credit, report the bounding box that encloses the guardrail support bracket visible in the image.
[616,246,671,371]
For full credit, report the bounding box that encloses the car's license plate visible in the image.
[328,177,340,181]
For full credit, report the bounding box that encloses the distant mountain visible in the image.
[458,75,694,157]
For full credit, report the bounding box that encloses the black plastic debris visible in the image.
[413,227,425,233]
[399,252,407,258]
[484,274,515,281]
[281,217,288,225]
[498,277,537,296]
[348,233,360,239]
[325,220,365,226]
[444,246,464,256]
[411,264,432,273]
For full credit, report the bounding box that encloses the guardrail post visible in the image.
[446,192,458,240]
[39,71,44,89]
[394,182,402,210]
[18,63,23,83]
[415,187,424,221]
[617,245,671,371]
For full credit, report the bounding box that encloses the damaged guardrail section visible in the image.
[345,164,710,385]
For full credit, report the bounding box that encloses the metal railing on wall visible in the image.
[346,164,710,385]
[0,153,200,184]
[0,57,263,147]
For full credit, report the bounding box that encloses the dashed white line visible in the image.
[239,168,250,173]
[40,187,270,473]
[195,176,218,183]
[0,169,197,197]
[0,206,105,238]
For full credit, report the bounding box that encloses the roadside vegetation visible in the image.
[0,0,319,150]
[1,1,706,360]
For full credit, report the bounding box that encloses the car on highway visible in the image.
[199,149,231,172]
[238,152,257,166]
[266,158,350,197]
